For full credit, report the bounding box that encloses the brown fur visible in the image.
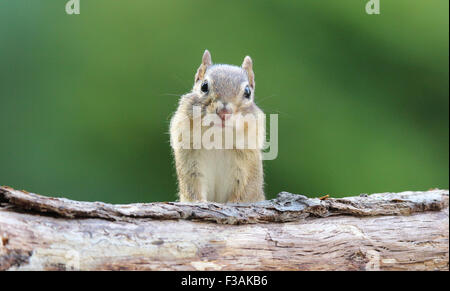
[170,50,265,203]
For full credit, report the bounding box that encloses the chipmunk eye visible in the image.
[243,86,251,99]
[201,81,209,93]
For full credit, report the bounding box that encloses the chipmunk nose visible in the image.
[217,107,232,121]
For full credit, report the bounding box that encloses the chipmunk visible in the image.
[169,50,265,203]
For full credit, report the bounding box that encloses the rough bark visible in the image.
[0,186,448,271]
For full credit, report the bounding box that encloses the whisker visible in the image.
[162,93,183,97]
[257,94,277,104]
[172,74,191,88]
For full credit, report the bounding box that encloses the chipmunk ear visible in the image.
[195,50,212,82]
[242,56,255,89]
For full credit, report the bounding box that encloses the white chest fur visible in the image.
[197,149,236,203]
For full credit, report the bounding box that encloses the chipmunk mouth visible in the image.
[216,108,233,128]
[213,117,233,128]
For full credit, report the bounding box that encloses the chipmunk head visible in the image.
[193,50,257,122]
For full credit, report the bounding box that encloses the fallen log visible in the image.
[0,186,448,270]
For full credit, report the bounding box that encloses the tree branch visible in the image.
[0,186,448,270]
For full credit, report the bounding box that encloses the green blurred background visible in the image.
[0,0,448,203]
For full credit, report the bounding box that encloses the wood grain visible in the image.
[0,186,448,270]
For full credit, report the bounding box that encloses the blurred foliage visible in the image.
[0,0,448,203]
